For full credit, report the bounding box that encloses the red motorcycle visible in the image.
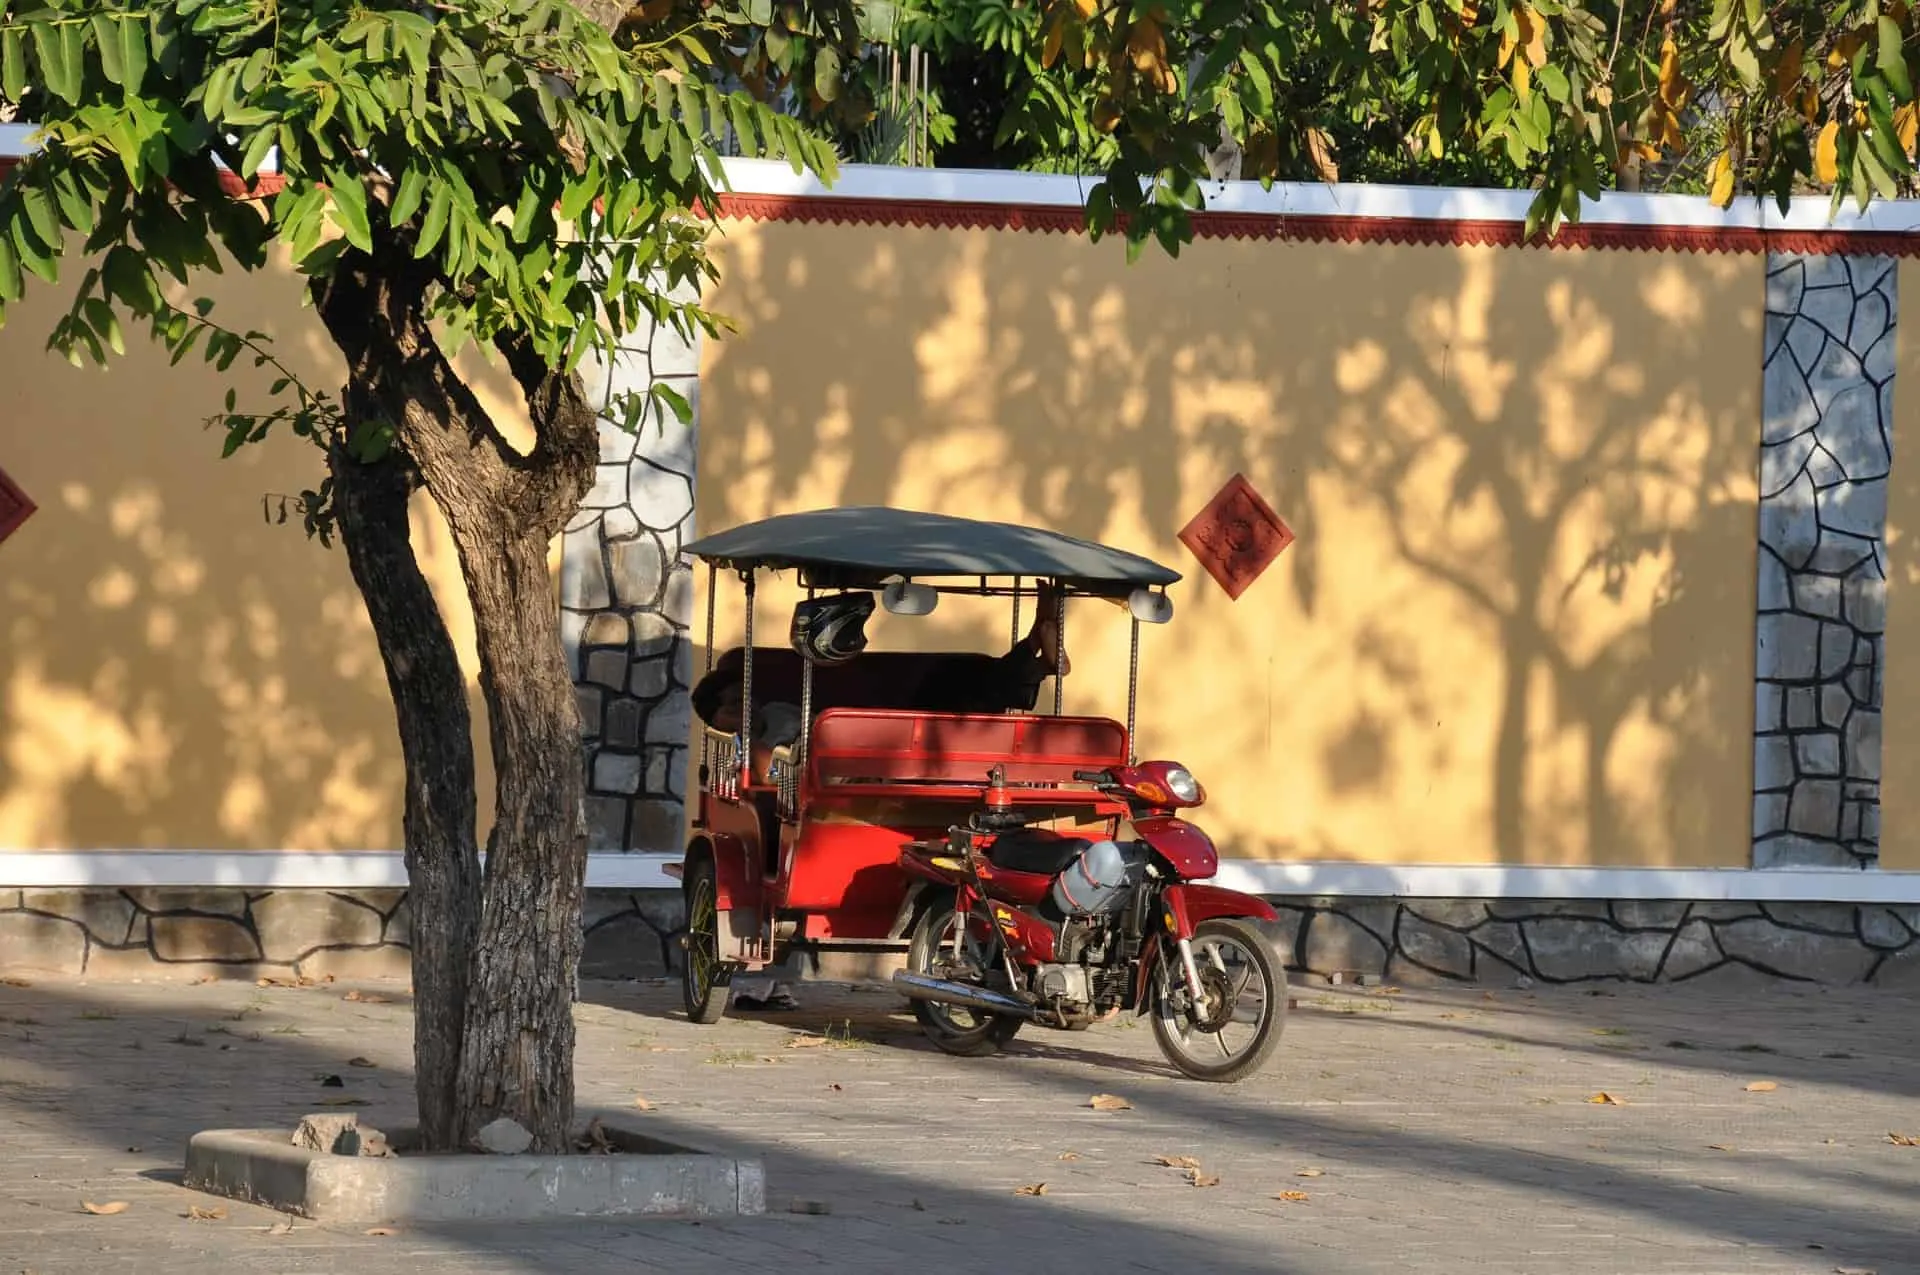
[895,761,1287,1082]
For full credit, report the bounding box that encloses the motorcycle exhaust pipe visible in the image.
[892,971,1038,1020]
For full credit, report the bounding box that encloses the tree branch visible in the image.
[493,328,602,536]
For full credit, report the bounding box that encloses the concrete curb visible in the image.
[183,1126,766,1224]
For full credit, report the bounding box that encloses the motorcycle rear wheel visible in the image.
[1151,918,1286,1082]
[906,891,1025,1057]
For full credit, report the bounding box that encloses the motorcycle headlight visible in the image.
[1165,767,1201,803]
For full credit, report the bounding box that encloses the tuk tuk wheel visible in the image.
[906,891,1024,1057]
[681,859,731,1025]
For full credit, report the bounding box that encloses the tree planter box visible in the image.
[183,1125,765,1224]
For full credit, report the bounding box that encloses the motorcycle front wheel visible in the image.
[1151,918,1286,1082]
[905,891,1025,1058]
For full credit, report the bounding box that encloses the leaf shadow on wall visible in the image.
[697,218,1761,868]
[0,256,489,860]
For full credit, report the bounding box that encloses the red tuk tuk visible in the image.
[668,507,1286,1081]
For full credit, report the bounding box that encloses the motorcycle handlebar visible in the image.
[1072,769,1112,784]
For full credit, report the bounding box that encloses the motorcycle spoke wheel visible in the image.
[1151,919,1286,1083]
[907,894,1023,1057]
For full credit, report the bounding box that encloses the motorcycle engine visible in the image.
[1033,963,1092,1005]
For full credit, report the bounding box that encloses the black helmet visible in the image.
[790,592,875,664]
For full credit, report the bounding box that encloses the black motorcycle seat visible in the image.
[987,829,1088,876]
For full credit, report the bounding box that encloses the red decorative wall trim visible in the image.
[711,191,1920,257]
[7,152,1918,255]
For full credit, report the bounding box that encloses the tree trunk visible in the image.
[449,528,590,1152]
[313,245,597,1154]
[327,432,483,1153]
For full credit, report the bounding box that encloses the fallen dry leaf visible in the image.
[1379,986,1404,996]
[1088,1093,1133,1111]
[189,975,216,986]
[80,1201,129,1216]
[184,1205,226,1221]
[1187,1169,1220,1188]
[342,991,392,1004]
[1057,1151,1080,1161]
[1274,1190,1310,1202]
[1887,1132,1917,1146]
[267,1220,295,1236]
[348,1057,376,1069]
[1014,1183,1049,1196]
[1744,1080,1779,1093]
[1707,1144,1735,1151]
[1,977,31,988]
[1153,1155,1202,1170]
[632,1096,654,1111]
[787,1200,831,1215]
[827,1083,843,1091]
[1834,1267,1878,1275]
[315,1097,369,1107]
[1587,1092,1627,1105]
[786,1034,830,1049]
[1296,1168,1325,1178]
[364,1226,398,1236]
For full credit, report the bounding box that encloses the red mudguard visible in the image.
[1161,882,1278,940]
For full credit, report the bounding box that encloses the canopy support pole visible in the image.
[740,570,756,792]
[1052,584,1065,717]
[699,562,717,787]
[1127,618,1140,764]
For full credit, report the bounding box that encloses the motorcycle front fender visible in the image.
[1160,881,1280,940]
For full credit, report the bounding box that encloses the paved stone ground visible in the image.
[0,971,1915,1274]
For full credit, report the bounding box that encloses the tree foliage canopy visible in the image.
[649,0,1920,252]
[0,0,843,484]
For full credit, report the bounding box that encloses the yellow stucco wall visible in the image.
[1877,258,1920,872]
[0,248,540,851]
[697,219,1765,867]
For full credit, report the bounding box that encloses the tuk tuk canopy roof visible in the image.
[684,507,1181,591]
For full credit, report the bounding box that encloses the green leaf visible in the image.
[20,184,60,249]
[325,165,373,252]
[202,61,235,120]
[1,26,25,101]
[82,296,124,356]
[676,77,704,135]
[239,127,276,179]
[390,166,428,226]
[120,13,149,90]
[1240,52,1275,115]
[11,216,56,284]
[1877,17,1912,100]
[0,232,20,302]
[668,126,693,182]
[415,181,451,257]
[51,171,95,235]
[94,15,126,84]
[32,21,77,102]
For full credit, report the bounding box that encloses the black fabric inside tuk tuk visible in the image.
[690,644,1052,727]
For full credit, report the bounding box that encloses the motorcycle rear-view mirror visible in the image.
[1128,588,1173,625]
[881,578,939,617]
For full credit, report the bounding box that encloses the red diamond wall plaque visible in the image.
[1178,474,1293,601]
[0,465,35,549]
